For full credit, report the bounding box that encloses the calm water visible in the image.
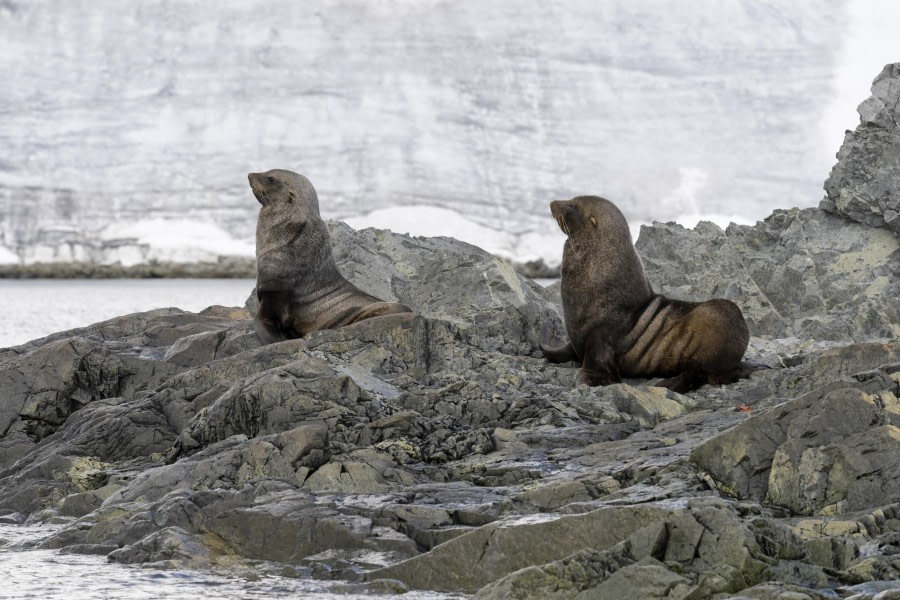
[0,278,557,349]
[0,279,256,348]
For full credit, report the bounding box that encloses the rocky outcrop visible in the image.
[692,378,900,516]
[822,63,900,234]
[474,499,827,599]
[637,209,899,342]
[3,73,900,597]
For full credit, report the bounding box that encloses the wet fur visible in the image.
[542,196,762,393]
[250,169,412,344]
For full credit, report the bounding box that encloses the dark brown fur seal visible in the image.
[249,169,412,344]
[542,196,762,393]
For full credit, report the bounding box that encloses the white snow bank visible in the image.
[98,219,255,266]
[343,205,567,268]
[0,246,21,265]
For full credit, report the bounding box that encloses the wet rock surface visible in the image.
[2,71,900,598]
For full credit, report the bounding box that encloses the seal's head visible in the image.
[550,196,633,247]
[248,169,321,215]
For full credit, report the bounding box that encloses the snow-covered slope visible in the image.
[0,0,875,268]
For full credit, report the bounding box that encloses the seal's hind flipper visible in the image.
[738,360,770,375]
[656,370,708,393]
[540,322,579,363]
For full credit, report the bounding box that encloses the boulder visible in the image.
[691,377,900,515]
[474,499,827,599]
[247,221,564,355]
[637,209,899,341]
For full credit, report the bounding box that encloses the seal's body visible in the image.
[542,196,760,392]
[250,169,411,344]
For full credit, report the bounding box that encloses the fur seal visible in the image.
[542,195,762,393]
[249,169,412,344]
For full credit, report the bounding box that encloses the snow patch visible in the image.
[344,205,567,269]
[98,219,255,266]
[0,245,20,265]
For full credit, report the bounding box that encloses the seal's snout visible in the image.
[549,200,563,218]
[248,173,267,206]
[550,201,579,228]
[550,200,577,215]
[550,200,577,236]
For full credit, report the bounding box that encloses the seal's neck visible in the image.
[256,211,344,293]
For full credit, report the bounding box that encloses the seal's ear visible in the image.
[287,191,295,204]
[590,216,598,227]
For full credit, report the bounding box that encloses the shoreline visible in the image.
[0,256,561,279]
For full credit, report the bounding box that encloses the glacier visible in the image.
[0,0,896,269]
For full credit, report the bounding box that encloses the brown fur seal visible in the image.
[542,196,763,393]
[249,169,412,344]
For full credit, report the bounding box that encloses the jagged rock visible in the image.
[474,499,828,599]
[691,372,900,515]
[822,63,900,234]
[637,208,900,341]
[371,504,675,592]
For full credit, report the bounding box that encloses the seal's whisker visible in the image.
[561,218,578,258]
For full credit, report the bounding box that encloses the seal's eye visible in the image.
[590,216,598,227]
[266,176,277,185]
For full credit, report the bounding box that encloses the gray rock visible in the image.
[691,375,900,515]
[474,499,828,599]
[637,208,900,341]
[371,504,675,592]
[822,63,900,235]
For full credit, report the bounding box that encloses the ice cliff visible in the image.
[0,0,849,273]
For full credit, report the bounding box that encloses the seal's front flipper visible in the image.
[254,314,286,345]
[254,294,296,344]
[737,360,770,375]
[540,322,579,363]
[576,331,620,387]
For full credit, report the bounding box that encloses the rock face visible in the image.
[637,209,899,342]
[3,71,900,596]
[822,63,900,234]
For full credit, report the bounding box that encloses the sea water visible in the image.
[0,277,559,349]
[0,279,257,349]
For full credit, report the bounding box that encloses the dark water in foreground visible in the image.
[0,525,464,600]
